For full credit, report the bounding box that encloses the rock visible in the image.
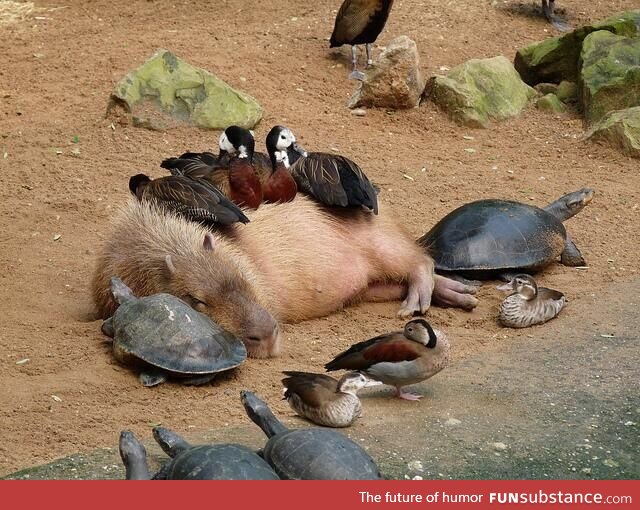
[107,49,263,131]
[425,56,536,128]
[580,31,640,124]
[585,107,640,158]
[514,10,640,85]
[535,83,559,95]
[348,36,425,110]
[555,81,577,102]
[407,460,424,472]
[536,93,566,113]
[444,418,461,426]
[491,442,508,451]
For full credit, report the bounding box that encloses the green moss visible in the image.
[586,107,640,157]
[428,56,535,128]
[536,93,566,113]
[107,49,263,130]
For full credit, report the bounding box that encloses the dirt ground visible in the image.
[0,0,638,476]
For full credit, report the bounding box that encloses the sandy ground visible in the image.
[0,0,638,476]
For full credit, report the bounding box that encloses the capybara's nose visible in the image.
[244,314,281,358]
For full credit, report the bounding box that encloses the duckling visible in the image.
[269,125,378,214]
[325,319,449,401]
[282,371,379,427]
[128,173,249,226]
[330,0,395,80]
[497,274,566,328]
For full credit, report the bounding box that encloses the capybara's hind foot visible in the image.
[433,275,479,311]
[398,265,434,318]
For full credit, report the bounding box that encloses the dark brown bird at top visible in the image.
[330,0,395,80]
[128,173,249,227]
[541,1,570,31]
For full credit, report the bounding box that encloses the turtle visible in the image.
[240,390,383,480]
[118,428,279,480]
[418,188,594,280]
[101,277,246,386]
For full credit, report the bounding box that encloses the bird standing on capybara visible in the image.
[92,197,477,358]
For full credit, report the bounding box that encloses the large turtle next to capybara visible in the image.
[418,188,594,279]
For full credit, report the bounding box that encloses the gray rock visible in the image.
[348,36,425,110]
[425,56,536,128]
[107,49,263,131]
[585,107,640,158]
[536,93,566,113]
[580,31,640,124]
[514,10,640,86]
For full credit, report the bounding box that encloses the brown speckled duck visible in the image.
[128,173,249,227]
[325,319,449,401]
[281,371,378,427]
[497,274,566,328]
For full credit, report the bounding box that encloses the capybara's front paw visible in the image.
[433,275,479,310]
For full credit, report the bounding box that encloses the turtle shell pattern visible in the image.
[264,428,382,480]
[160,444,279,480]
[112,293,246,376]
[418,199,567,272]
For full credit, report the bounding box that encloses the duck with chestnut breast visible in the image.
[129,173,249,227]
[269,125,378,214]
[281,371,380,428]
[325,319,449,401]
[497,274,566,328]
[330,0,395,80]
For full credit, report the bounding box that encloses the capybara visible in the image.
[92,197,477,357]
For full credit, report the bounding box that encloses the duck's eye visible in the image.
[407,327,413,332]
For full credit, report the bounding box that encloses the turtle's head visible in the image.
[547,188,595,221]
[110,277,136,305]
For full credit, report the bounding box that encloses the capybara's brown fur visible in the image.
[92,196,476,358]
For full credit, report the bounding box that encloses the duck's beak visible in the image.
[291,141,307,158]
[496,282,514,292]
[363,378,383,388]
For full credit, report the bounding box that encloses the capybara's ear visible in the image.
[165,254,176,273]
[203,233,215,251]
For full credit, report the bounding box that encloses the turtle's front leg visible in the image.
[560,234,586,266]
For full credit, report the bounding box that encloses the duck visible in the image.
[281,371,379,427]
[161,126,263,209]
[497,274,566,328]
[128,173,249,226]
[325,319,449,401]
[330,0,395,80]
[268,125,378,214]
[262,126,298,203]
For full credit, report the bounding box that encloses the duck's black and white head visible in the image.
[337,372,380,395]
[404,319,438,348]
[497,274,538,300]
[218,126,255,161]
[266,125,307,168]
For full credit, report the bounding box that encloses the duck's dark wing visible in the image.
[290,153,378,213]
[282,371,340,407]
[160,152,224,179]
[144,175,249,226]
[325,333,419,371]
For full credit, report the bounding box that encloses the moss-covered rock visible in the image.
[586,107,640,158]
[556,81,578,102]
[107,49,263,130]
[425,56,536,128]
[514,10,640,85]
[580,31,640,124]
[535,83,559,95]
[536,93,566,113]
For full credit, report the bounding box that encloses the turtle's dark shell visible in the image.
[418,199,566,274]
[157,444,279,480]
[111,293,246,376]
[264,428,382,480]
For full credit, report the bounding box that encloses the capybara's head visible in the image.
[165,234,281,358]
